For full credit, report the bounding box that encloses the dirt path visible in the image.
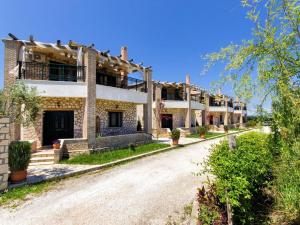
[0,138,223,225]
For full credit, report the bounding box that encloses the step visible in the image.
[29,161,55,167]
[30,156,54,163]
[31,151,54,158]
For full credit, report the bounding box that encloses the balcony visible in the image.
[18,61,85,82]
[96,71,147,93]
[96,71,148,104]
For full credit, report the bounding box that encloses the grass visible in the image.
[186,132,223,139]
[0,181,55,207]
[61,142,170,165]
[230,127,247,131]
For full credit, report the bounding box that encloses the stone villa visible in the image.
[2,34,247,160]
[3,35,153,159]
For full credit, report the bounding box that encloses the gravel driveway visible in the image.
[0,138,223,225]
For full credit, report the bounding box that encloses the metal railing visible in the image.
[18,61,85,82]
[96,71,147,93]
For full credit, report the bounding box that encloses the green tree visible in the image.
[0,82,41,126]
[204,0,300,223]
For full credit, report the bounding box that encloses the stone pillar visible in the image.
[155,83,162,101]
[143,69,153,133]
[224,97,229,126]
[204,93,210,126]
[240,102,244,127]
[185,74,192,131]
[0,117,10,191]
[3,39,22,141]
[83,48,97,146]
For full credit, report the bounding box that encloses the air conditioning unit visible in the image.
[32,53,46,63]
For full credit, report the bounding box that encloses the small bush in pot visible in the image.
[171,128,180,145]
[197,126,206,139]
[8,141,31,183]
[223,125,229,133]
[52,139,61,149]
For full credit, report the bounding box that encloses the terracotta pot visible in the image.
[53,143,61,149]
[200,134,205,139]
[172,139,179,145]
[10,170,27,183]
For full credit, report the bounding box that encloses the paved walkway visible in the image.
[0,137,224,225]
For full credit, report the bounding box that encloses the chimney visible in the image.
[185,74,190,85]
[121,46,128,61]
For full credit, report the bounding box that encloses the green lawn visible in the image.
[186,132,224,139]
[0,181,55,207]
[230,127,247,131]
[61,142,170,165]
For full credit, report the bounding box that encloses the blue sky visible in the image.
[0,0,265,114]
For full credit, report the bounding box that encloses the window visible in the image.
[109,112,123,127]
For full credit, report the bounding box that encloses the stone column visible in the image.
[83,48,97,146]
[224,97,229,126]
[0,117,10,191]
[143,69,153,133]
[3,39,22,141]
[185,74,192,131]
[204,93,210,126]
[240,102,244,127]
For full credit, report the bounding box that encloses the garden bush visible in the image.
[197,126,206,135]
[202,132,273,224]
[171,129,180,140]
[8,141,31,171]
[272,140,300,223]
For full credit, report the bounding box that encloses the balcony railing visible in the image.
[234,106,247,110]
[96,71,147,93]
[18,61,85,82]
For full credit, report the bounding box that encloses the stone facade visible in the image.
[0,117,9,191]
[21,97,85,148]
[96,99,138,136]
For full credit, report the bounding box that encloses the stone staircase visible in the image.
[29,149,55,167]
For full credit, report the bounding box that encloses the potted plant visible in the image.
[224,125,229,134]
[9,141,31,183]
[171,128,180,145]
[197,126,206,139]
[52,139,61,149]
[137,120,142,132]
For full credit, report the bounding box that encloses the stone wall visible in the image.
[96,99,138,136]
[54,138,89,162]
[94,133,152,149]
[21,97,85,148]
[0,117,9,191]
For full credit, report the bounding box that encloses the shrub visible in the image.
[137,120,142,131]
[223,125,229,133]
[171,128,180,140]
[246,120,257,127]
[197,126,206,135]
[8,141,31,171]
[202,132,272,224]
[272,140,300,223]
[128,143,136,151]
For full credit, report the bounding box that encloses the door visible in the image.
[161,114,173,130]
[43,111,74,146]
